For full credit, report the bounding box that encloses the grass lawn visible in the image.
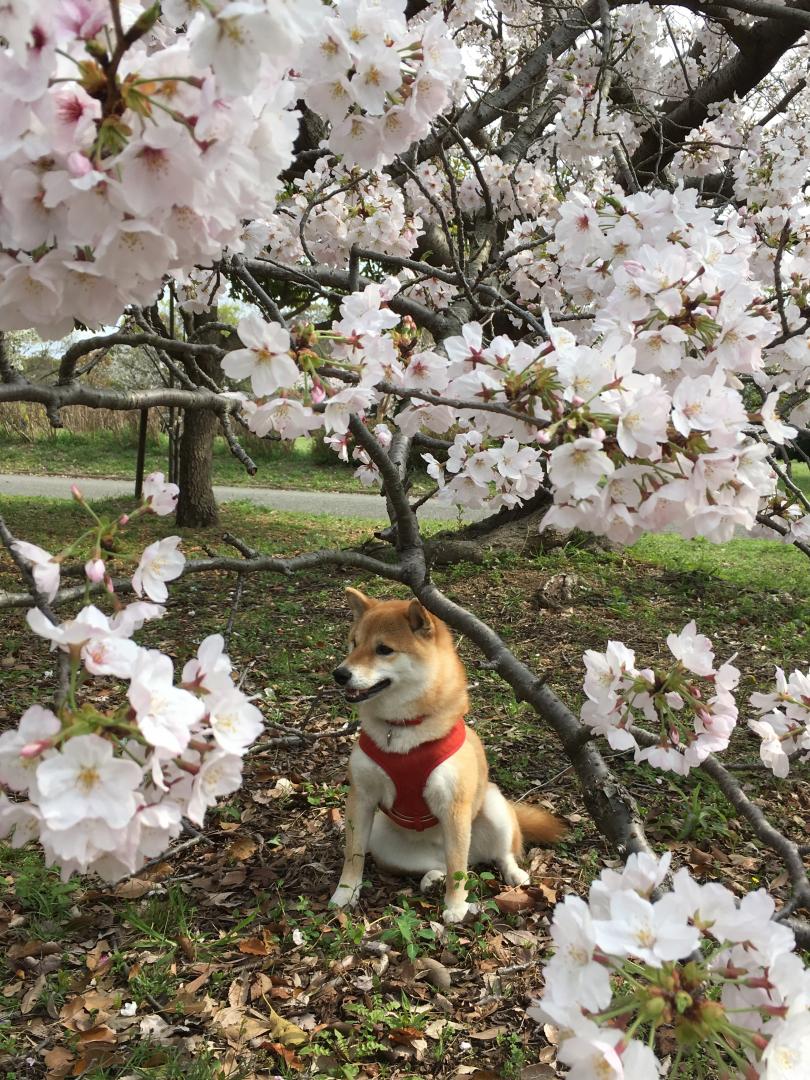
[0,496,808,1079]
[0,428,384,493]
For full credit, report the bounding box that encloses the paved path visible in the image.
[0,473,480,522]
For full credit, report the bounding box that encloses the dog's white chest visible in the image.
[350,744,396,810]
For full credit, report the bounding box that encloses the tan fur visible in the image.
[331,589,565,923]
[512,803,567,853]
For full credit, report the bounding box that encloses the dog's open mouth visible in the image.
[343,679,391,703]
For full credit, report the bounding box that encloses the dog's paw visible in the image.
[503,866,530,887]
[442,900,470,925]
[420,869,445,894]
[329,882,361,908]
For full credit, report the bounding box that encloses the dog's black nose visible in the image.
[333,666,351,686]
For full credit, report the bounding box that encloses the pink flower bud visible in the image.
[311,381,326,405]
[71,484,84,502]
[536,431,551,445]
[104,574,115,594]
[20,739,53,758]
[85,558,105,583]
[67,151,93,177]
[570,395,585,407]
[118,514,130,526]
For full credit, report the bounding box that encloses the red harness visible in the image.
[358,719,467,831]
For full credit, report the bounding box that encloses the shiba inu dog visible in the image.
[330,588,564,924]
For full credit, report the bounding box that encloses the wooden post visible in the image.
[134,408,148,499]
[167,287,177,484]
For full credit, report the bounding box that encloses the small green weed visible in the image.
[303,781,350,808]
[498,1032,527,1078]
[124,885,194,949]
[82,1040,233,1080]
[2,846,80,937]
[381,898,440,961]
[302,992,425,1074]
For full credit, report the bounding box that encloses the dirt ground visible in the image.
[1,499,808,1079]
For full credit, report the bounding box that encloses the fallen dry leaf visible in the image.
[238,936,274,957]
[492,888,535,915]
[468,1026,508,1041]
[415,956,452,990]
[20,974,46,1015]
[42,1046,74,1080]
[227,836,257,861]
[113,877,154,899]
[76,1025,117,1046]
[211,1006,274,1046]
[9,940,61,961]
[261,1041,305,1071]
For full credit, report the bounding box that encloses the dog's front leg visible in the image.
[329,783,376,909]
[440,803,473,924]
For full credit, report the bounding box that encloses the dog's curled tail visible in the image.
[513,802,566,845]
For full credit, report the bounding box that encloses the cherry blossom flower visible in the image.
[594,890,700,967]
[182,634,232,692]
[760,1009,810,1079]
[109,601,165,637]
[0,705,60,793]
[760,390,799,445]
[206,687,264,755]
[558,1026,660,1080]
[27,603,111,649]
[666,620,715,676]
[36,735,142,831]
[11,540,60,601]
[128,650,205,755]
[247,397,318,440]
[548,437,615,499]
[186,750,243,825]
[543,896,612,1012]
[132,537,185,604]
[221,315,299,397]
[81,635,141,680]
[142,473,179,516]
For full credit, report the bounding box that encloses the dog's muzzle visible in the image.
[332,667,392,702]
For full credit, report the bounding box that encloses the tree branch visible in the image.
[631,0,810,180]
[0,381,239,414]
[57,332,225,385]
[415,582,654,858]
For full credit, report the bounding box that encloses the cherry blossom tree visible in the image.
[1,1,810,1074]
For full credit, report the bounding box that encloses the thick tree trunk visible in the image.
[175,312,222,528]
[176,404,219,527]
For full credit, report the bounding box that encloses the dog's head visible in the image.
[332,588,448,713]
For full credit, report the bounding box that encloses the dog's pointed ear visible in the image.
[407,599,433,635]
[345,587,374,620]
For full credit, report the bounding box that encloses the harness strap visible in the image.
[358,718,467,832]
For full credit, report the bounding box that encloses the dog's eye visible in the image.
[375,644,394,656]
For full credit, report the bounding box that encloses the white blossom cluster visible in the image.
[533,852,810,1079]
[0,474,263,880]
[261,159,423,269]
[580,622,740,775]
[303,0,463,170]
[0,0,314,337]
[749,667,810,778]
[215,247,810,543]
